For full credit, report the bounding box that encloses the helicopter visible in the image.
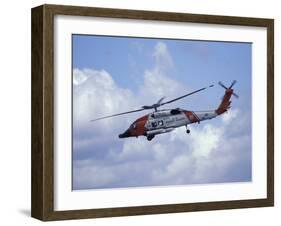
[91,81,238,141]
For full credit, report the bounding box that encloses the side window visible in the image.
[171,109,181,115]
[151,120,164,128]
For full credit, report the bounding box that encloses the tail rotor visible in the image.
[229,80,237,89]
[218,80,239,98]
[216,80,238,115]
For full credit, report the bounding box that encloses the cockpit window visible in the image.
[170,109,181,115]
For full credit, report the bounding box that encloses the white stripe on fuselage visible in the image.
[193,111,217,122]
[145,110,217,131]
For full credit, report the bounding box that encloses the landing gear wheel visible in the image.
[147,135,155,141]
[185,125,190,134]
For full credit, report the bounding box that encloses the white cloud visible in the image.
[72,42,252,189]
[141,68,184,99]
[190,124,221,158]
[73,68,136,136]
[222,108,239,124]
[153,42,174,70]
[139,41,187,104]
[73,68,88,85]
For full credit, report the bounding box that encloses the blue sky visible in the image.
[72,34,252,190]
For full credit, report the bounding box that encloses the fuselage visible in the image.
[119,87,234,140]
[118,108,217,139]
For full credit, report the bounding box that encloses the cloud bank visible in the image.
[72,42,252,190]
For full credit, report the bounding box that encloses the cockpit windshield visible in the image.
[130,123,137,129]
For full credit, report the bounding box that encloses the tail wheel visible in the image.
[185,125,190,134]
[147,135,155,141]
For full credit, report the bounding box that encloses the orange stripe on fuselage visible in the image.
[184,111,199,123]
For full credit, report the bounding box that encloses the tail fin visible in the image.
[216,81,238,115]
[215,89,233,115]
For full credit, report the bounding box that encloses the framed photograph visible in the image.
[31,4,274,221]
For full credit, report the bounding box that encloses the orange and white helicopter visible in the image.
[91,81,238,141]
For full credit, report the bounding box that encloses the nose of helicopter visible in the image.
[118,129,131,138]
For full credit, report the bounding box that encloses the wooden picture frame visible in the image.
[31,4,274,221]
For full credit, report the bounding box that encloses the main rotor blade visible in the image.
[157,96,166,105]
[160,84,214,106]
[90,108,145,122]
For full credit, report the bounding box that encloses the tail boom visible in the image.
[215,89,233,115]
